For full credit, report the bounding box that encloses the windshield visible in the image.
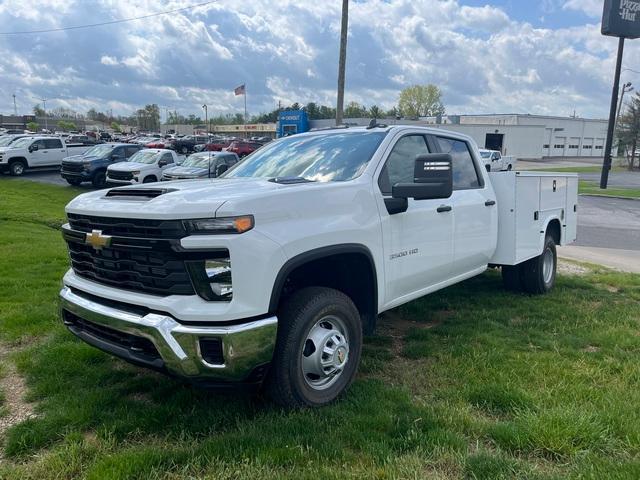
[127,150,160,164]
[9,137,33,148]
[84,144,114,157]
[479,151,491,158]
[0,136,21,146]
[182,154,213,168]
[223,131,386,182]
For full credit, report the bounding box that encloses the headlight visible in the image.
[205,258,232,298]
[184,215,254,234]
[131,170,140,176]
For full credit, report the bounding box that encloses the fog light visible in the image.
[205,258,232,298]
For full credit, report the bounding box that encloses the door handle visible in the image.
[437,205,452,213]
[485,200,496,206]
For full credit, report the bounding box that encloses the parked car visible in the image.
[479,149,515,172]
[171,135,208,154]
[145,138,173,149]
[161,151,239,181]
[3,129,27,135]
[106,148,179,184]
[59,126,578,407]
[60,143,143,187]
[197,139,231,152]
[0,134,32,149]
[67,135,102,146]
[225,140,263,157]
[0,136,91,176]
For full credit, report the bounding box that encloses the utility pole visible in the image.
[40,98,48,132]
[336,0,349,125]
[202,104,208,134]
[12,94,17,115]
[616,82,633,124]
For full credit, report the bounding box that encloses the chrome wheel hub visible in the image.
[301,315,349,390]
[542,248,554,284]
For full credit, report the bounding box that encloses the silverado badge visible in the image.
[85,229,111,250]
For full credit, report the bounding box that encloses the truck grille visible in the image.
[67,240,195,296]
[67,213,187,239]
[62,162,84,173]
[108,170,133,181]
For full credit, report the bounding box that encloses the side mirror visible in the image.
[485,164,491,173]
[111,154,124,161]
[158,160,168,167]
[29,144,38,152]
[215,164,228,177]
[391,153,453,201]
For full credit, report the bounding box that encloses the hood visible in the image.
[108,162,150,172]
[65,177,327,219]
[64,154,99,163]
[163,166,207,178]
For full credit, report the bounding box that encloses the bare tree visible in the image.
[617,92,640,170]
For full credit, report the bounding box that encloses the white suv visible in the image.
[106,148,178,184]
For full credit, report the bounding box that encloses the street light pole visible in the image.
[202,104,208,134]
[336,0,349,126]
[40,98,48,132]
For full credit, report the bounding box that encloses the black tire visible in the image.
[142,176,157,183]
[9,160,26,176]
[180,146,188,154]
[520,235,557,294]
[507,164,513,171]
[501,265,523,292]
[91,171,106,188]
[66,178,82,186]
[266,287,362,408]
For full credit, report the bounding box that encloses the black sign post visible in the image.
[600,0,640,189]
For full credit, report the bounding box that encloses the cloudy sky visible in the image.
[0,0,637,120]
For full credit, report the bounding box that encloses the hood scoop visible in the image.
[105,188,177,200]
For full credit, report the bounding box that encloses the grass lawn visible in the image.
[578,181,640,199]
[1,179,640,479]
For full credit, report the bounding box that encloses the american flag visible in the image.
[234,84,246,96]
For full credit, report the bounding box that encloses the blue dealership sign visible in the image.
[277,110,309,138]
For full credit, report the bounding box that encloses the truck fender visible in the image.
[268,244,379,333]
[539,216,562,252]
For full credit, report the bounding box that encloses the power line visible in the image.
[0,1,218,35]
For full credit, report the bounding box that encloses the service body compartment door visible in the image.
[564,177,578,244]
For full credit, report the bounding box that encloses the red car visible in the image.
[226,140,263,157]
[145,139,173,149]
[202,140,231,152]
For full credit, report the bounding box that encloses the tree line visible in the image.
[617,93,640,171]
[27,84,445,132]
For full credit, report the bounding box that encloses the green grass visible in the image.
[579,180,640,198]
[1,179,640,479]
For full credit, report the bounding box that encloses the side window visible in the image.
[125,146,139,158]
[161,153,174,164]
[225,155,237,166]
[44,139,63,149]
[378,135,430,195]
[435,137,481,190]
[33,139,47,149]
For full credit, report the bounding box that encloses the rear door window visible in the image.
[435,137,482,190]
[44,139,63,149]
[125,146,140,158]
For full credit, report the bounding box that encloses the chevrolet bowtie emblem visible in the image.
[85,229,111,250]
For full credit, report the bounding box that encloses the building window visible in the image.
[554,144,565,149]
[595,145,603,150]
[543,144,550,149]
[583,145,592,149]
[568,145,579,149]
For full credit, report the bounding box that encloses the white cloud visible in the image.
[0,0,635,120]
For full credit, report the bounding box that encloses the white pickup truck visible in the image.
[59,125,578,407]
[0,136,91,176]
[479,149,515,172]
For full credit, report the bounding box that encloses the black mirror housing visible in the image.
[392,153,453,200]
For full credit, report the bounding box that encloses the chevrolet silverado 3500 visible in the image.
[59,125,578,407]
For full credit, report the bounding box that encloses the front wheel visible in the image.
[142,175,156,183]
[266,287,362,408]
[91,171,106,188]
[66,178,82,186]
[9,160,26,176]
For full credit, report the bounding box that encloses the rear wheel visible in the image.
[266,287,362,408]
[180,146,188,154]
[520,235,557,294]
[9,160,26,176]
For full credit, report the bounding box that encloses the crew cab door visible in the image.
[44,138,66,164]
[433,136,497,277]
[28,139,49,166]
[376,133,454,305]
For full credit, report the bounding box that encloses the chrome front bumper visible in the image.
[59,286,278,382]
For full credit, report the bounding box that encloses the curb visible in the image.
[579,193,640,201]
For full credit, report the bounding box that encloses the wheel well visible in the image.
[270,247,378,334]
[546,219,561,245]
[9,157,27,166]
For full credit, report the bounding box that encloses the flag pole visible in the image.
[244,83,247,138]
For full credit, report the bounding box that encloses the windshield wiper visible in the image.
[268,176,316,184]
